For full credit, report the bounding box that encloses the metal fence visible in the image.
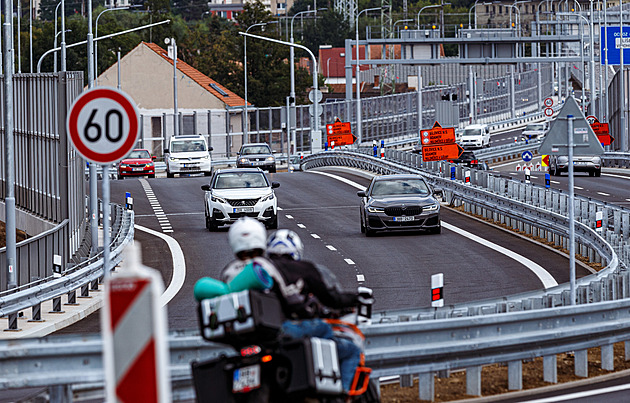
[137,65,552,160]
[0,72,86,291]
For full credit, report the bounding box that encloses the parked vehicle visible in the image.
[117,149,156,179]
[201,168,279,230]
[237,143,276,173]
[520,122,549,141]
[458,124,491,149]
[549,155,602,177]
[357,174,442,236]
[165,135,213,178]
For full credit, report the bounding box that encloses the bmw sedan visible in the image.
[201,168,279,231]
[357,174,442,236]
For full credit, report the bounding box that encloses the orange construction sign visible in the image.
[326,119,356,146]
[327,133,358,146]
[326,121,352,135]
[422,143,464,162]
[420,122,456,145]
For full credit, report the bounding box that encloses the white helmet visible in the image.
[228,217,267,255]
[267,229,304,261]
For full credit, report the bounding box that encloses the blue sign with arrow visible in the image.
[522,151,533,162]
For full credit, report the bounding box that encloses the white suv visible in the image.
[520,122,549,141]
[200,168,280,230]
[165,135,213,178]
[458,124,491,149]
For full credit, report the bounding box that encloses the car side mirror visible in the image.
[201,184,211,191]
[357,190,367,197]
[208,146,214,151]
[433,187,443,200]
[271,182,280,188]
[164,148,169,154]
[152,156,156,160]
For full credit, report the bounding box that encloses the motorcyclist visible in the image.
[219,218,370,394]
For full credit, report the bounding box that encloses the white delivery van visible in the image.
[165,135,213,178]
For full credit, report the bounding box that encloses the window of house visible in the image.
[485,5,489,13]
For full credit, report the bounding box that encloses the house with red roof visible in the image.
[97,42,247,156]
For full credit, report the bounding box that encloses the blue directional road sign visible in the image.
[522,151,533,162]
[601,26,630,66]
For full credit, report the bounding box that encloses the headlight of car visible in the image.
[266,156,275,162]
[202,155,210,160]
[169,157,179,162]
[367,206,384,213]
[119,164,128,168]
[424,203,440,212]
[238,158,249,164]
[211,194,227,204]
[260,192,275,202]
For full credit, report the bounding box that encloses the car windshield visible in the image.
[214,172,269,189]
[241,146,271,155]
[525,124,545,131]
[128,150,150,159]
[462,129,482,136]
[370,179,430,197]
[171,140,206,152]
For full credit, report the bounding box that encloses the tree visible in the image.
[302,10,350,54]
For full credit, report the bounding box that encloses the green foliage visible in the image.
[302,10,350,54]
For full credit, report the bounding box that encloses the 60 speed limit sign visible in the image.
[67,87,140,164]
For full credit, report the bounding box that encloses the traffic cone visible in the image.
[516,164,521,171]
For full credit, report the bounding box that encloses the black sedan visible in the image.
[357,174,442,236]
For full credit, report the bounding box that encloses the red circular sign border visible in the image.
[544,97,553,108]
[67,88,139,164]
[544,107,554,117]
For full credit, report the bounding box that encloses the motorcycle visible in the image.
[191,288,380,403]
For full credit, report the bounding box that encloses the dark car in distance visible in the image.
[117,149,156,179]
[236,143,276,173]
[357,174,442,236]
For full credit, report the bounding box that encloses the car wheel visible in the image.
[204,171,212,177]
[595,169,601,177]
[149,174,156,179]
[117,174,123,180]
[167,171,174,178]
[269,167,276,173]
[589,171,595,177]
[430,224,442,234]
[360,218,365,234]
[266,215,278,230]
[206,215,217,231]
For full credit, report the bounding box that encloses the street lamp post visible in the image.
[291,10,323,153]
[417,4,441,29]
[468,0,480,29]
[239,31,321,149]
[53,0,63,72]
[244,21,278,143]
[94,6,130,86]
[393,18,413,33]
[356,7,382,146]
[326,57,332,81]
[61,0,66,71]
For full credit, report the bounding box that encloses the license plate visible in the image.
[574,161,587,165]
[394,216,414,222]
[252,161,265,166]
[233,364,260,393]
[234,207,254,213]
[132,167,144,172]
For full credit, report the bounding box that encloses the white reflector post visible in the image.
[465,170,471,184]
[596,211,603,233]
[431,273,444,308]
[53,254,62,278]
[525,168,531,184]
[102,243,171,403]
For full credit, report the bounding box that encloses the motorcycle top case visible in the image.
[279,337,344,396]
[198,289,285,343]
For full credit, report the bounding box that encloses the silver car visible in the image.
[549,155,602,177]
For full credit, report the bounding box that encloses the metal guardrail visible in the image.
[0,205,134,326]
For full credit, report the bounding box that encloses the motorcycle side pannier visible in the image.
[198,290,285,344]
[278,337,344,396]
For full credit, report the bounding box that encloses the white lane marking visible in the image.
[551,180,560,184]
[278,207,283,210]
[297,223,306,228]
[627,199,630,202]
[603,172,630,179]
[140,178,174,233]
[442,222,557,288]
[574,186,584,190]
[285,215,294,219]
[326,245,337,251]
[357,275,365,282]
[135,225,185,306]
[345,258,355,265]
[311,234,321,239]
[312,171,558,289]
[597,192,611,197]
[523,383,630,402]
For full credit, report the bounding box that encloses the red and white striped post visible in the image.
[431,273,444,308]
[102,243,171,403]
[596,211,603,233]
[464,170,471,185]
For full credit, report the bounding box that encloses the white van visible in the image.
[458,124,491,149]
[165,135,213,178]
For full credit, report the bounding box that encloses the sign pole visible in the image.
[567,115,576,305]
[102,163,111,282]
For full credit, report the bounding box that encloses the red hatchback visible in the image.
[117,149,156,179]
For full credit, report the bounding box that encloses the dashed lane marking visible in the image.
[297,223,306,228]
[344,258,355,265]
[357,274,365,282]
[311,234,320,239]
[139,178,174,233]
[597,192,610,197]
[285,214,294,219]
[326,245,337,251]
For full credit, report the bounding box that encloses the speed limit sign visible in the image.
[67,87,140,164]
[544,107,554,117]
[544,97,553,108]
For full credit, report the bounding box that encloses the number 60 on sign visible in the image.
[67,87,140,164]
